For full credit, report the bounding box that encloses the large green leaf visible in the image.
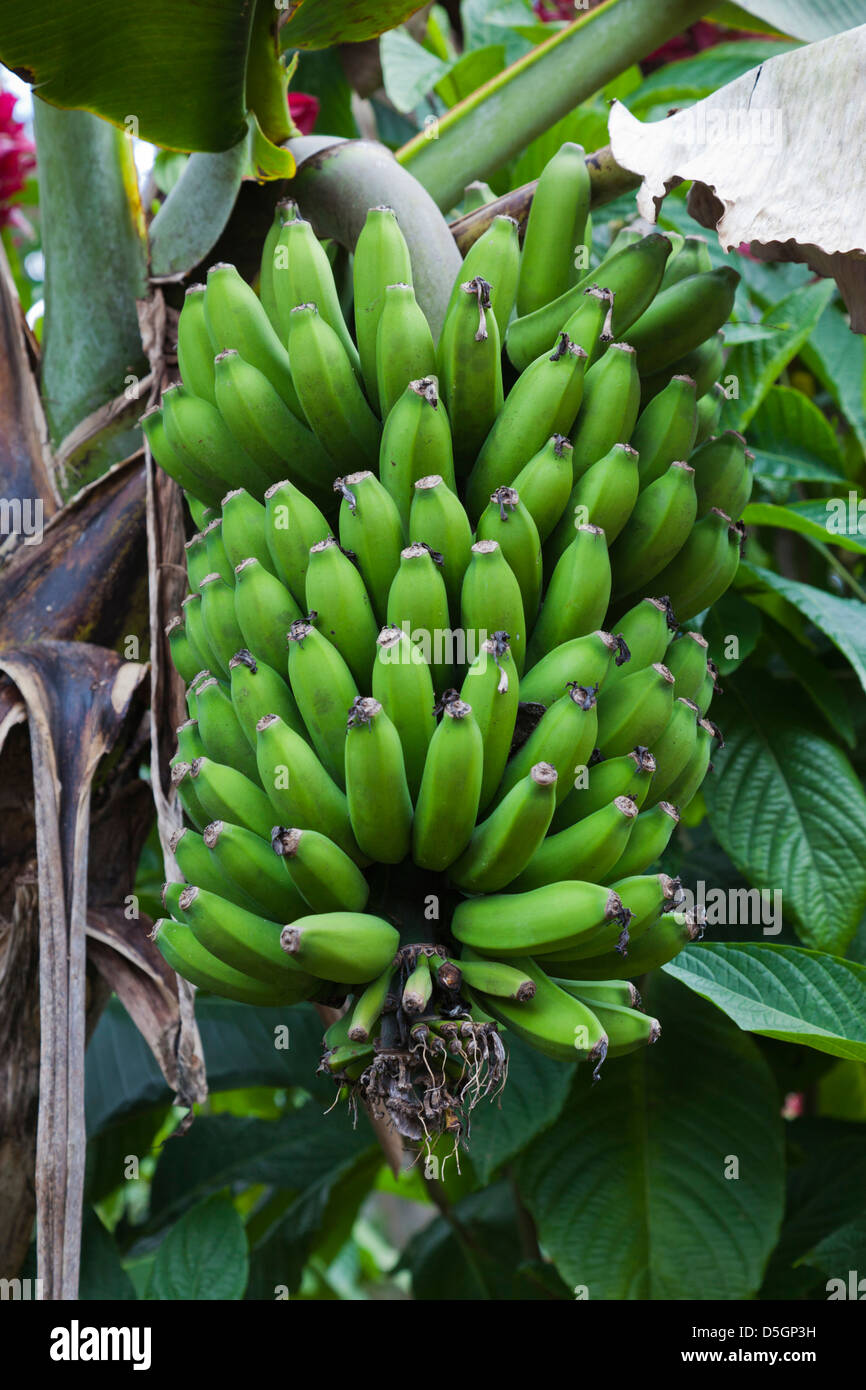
[79,1209,137,1300]
[742,501,866,555]
[1,2,252,152]
[738,563,866,695]
[629,40,798,115]
[148,1109,373,1228]
[805,1210,866,1279]
[665,943,866,1060]
[723,280,836,430]
[748,384,847,476]
[733,0,866,40]
[34,101,148,461]
[800,301,866,453]
[771,1120,866,1277]
[149,1195,248,1300]
[380,28,450,113]
[703,673,866,952]
[761,616,856,749]
[467,1032,573,1184]
[280,0,428,49]
[85,997,330,1136]
[517,974,784,1299]
[398,0,709,209]
[400,1183,547,1300]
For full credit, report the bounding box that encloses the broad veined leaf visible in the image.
[434,45,507,108]
[148,1195,248,1300]
[804,1210,866,1279]
[466,1031,573,1184]
[628,40,797,114]
[517,973,784,1299]
[761,616,856,749]
[280,0,429,49]
[738,562,866,695]
[722,280,836,429]
[771,1119,866,1272]
[380,27,450,113]
[732,0,866,41]
[742,502,866,555]
[665,943,866,1060]
[800,300,866,452]
[748,383,846,470]
[702,673,866,952]
[749,450,846,487]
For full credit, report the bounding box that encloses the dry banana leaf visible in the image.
[608,24,866,329]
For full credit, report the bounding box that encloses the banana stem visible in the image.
[449,145,640,255]
[397,0,708,211]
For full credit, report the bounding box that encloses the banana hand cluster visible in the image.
[150,148,743,1149]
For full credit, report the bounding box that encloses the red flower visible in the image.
[288,92,320,137]
[0,89,36,231]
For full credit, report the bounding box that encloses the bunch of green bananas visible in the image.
[147,143,744,1147]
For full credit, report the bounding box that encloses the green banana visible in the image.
[476,487,542,623]
[460,538,527,676]
[336,470,404,626]
[608,871,682,937]
[379,377,456,534]
[233,556,302,672]
[630,373,698,489]
[213,349,332,504]
[345,697,413,863]
[263,477,331,608]
[353,205,414,413]
[175,718,205,764]
[459,631,520,811]
[518,629,623,704]
[412,695,483,871]
[659,234,712,291]
[204,261,301,417]
[697,661,720,718]
[408,474,473,621]
[177,885,315,991]
[199,572,245,675]
[568,342,641,482]
[452,879,626,958]
[438,276,504,476]
[142,404,223,507]
[203,517,235,586]
[154,917,300,1006]
[576,997,660,1058]
[568,908,701,979]
[189,755,275,841]
[162,385,259,498]
[546,443,639,566]
[608,461,697,600]
[271,825,370,913]
[511,435,575,543]
[550,746,656,832]
[305,537,379,688]
[258,197,297,332]
[694,382,725,445]
[596,661,675,757]
[286,620,358,786]
[516,142,590,316]
[466,334,588,521]
[559,285,615,368]
[348,964,396,1041]
[176,284,217,403]
[272,214,361,374]
[550,977,641,1009]
[454,952,537,1002]
[664,717,719,809]
[371,624,437,801]
[376,281,437,419]
[602,799,680,881]
[167,615,207,683]
[229,648,305,747]
[504,232,672,369]
[511,794,638,892]
[201,819,307,922]
[220,488,276,576]
[606,595,676,685]
[403,954,434,1015]
[646,696,700,804]
[171,825,255,907]
[195,675,260,783]
[449,762,557,893]
[494,682,598,809]
[280,912,400,985]
[255,713,362,863]
[471,956,608,1069]
[689,430,753,518]
[387,542,453,693]
[447,213,520,342]
[526,524,611,666]
[664,629,710,702]
[625,267,740,374]
[640,332,725,407]
[184,531,209,592]
[287,303,380,470]
[650,508,742,620]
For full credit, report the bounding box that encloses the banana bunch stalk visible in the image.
[148,144,747,1153]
